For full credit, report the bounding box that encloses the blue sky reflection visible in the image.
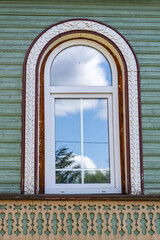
[55,99,110,176]
[51,45,112,86]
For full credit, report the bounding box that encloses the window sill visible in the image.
[0,194,160,201]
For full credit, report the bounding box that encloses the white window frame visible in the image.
[44,39,121,194]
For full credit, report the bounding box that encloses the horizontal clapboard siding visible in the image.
[0,0,160,194]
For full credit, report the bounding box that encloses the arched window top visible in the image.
[50,44,112,86]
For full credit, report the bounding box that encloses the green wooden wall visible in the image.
[0,0,160,194]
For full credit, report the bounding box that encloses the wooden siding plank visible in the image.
[0,0,160,194]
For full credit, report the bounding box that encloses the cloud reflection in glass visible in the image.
[55,99,110,184]
[50,45,112,86]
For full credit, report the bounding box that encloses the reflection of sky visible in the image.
[51,45,112,86]
[55,99,110,171]
[83,99,109,169]
[99,62,112,85]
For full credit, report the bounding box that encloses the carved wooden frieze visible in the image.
[0,200,158,239]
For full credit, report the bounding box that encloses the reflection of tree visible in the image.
[55,147,75,169]
[84,170,110,184]
[55,146,110,184]
[56,147,81,184]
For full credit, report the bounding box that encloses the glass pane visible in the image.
[51,45,112,86]
[84,170,110,183]
[56,171,81,184]
[55,99,81,169]
[54,98,110,185]
[83,99,110,170]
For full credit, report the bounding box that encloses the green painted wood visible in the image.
[0,0,160,194]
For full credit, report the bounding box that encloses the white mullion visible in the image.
[50,93,112,99]
[81,99,84,184]
[45,95,55,192]
[108,95,115,187]
[56,169,81,171]
[56,168,109,171]
[50,86,113,94]
[53,97,56,185]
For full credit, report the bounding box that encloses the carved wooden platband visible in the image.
[24,20,141,194]
[0,200,159,239]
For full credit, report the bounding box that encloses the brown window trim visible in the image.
[38,35,126,194]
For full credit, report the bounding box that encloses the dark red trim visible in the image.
[124,63,131,194]
[22,18,143,194]
[137,65,144,194]
[34,61,39,194]
[21,53,27,194]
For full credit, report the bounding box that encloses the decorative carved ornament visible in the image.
[24,20,141,194]
[0,200,158,238]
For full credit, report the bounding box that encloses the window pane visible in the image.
[55,99,81,169]
[83,99,110,170]
[56,171,81,184]
[84,170,110,183]
[54,98,110,185]
[51,45,112,86]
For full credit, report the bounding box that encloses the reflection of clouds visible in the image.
[71,154,97,169]
[95,99,108,120]
[66,154,109,171]
[55,99,80,116]
[85,170,109,174]
[55,99,108,120]
[51,45,110,86]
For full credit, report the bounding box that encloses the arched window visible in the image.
[44,40,121,194]
[22,19,143,195]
